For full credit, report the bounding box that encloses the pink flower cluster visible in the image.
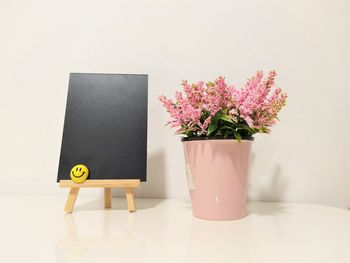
[159,71,287,136]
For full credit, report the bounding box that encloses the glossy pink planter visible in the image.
[182,138,253,220]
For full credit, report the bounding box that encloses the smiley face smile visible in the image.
[71,171,85,178]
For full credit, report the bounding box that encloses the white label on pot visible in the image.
[186,164,195,190]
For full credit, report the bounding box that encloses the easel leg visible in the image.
[64,188,79,213]
[104,188,112,208]
[124,187,136,212]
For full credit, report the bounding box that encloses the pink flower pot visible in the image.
[182,137,253,220]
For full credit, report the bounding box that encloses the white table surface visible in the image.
[0,195,349,263]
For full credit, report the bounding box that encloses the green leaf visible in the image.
[186,131,194,137]
[233,131,242,142]
[224,130,232,138]
[200,110,210,122]
[222,108,229,114]
[215,130,223,136]
[237,123,255,136]
[216,111,233,123]
[221,125,235,131]
[208,123,217,136]
[207,110,236,136]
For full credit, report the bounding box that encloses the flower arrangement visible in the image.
[159,71,287,140]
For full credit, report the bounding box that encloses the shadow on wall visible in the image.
[110,150,166,198]
[247,155,289,215]
[74,151,167,211]
[133,150,167,198]
[75,151,166,212]
[248,153,288,202]
[257,164,288,202]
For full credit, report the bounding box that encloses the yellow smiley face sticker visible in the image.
[70,164,89,183]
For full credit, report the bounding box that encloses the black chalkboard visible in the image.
[57,73,148,182]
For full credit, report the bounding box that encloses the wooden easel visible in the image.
[59,179,140,213]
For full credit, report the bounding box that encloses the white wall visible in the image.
[0,0,349,207]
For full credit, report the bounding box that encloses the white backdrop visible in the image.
[0,0,349,207]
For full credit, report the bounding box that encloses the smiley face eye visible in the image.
[76,167,78,171]
[79,167,82,171]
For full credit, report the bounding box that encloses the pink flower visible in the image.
[159,71,287,137]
